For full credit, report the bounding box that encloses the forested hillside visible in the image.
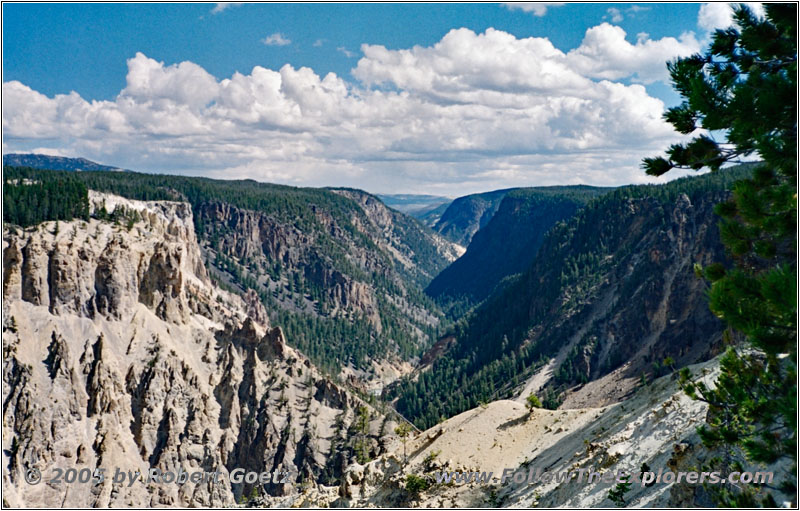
[426,186,609,317]
[2,166,458,381]
[392,165,757,429]
[3,166,90,226]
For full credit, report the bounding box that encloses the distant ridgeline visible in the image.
[2,165,453,378]
[426,185,612,318]
[391,164,758,429]
[2,153,128,172]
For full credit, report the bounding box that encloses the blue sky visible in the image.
[4,3,701,103]
[2,2,750,195]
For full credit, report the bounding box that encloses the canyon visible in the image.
[2,163,788,507]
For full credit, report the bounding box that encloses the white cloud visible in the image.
[698,2,765,32]
[603,5,651,24]
[27,147,71,157]
[337,46,356,58]
[566,24,701,83]
[313,39,325,47]
[3,27,697,195]
[210,3,240,15]
[502,3,565,17]
[123,52,219,109]
[262,32,291,46]
[606,8,623,23]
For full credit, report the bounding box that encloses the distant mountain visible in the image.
[377,194,451,219]
[426,186,611,317]
[2,153,127,172]
[430,188,515,246]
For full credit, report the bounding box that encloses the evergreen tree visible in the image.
[644,4,796,506]
[607,478,632,507]
[525,393,542,416]
[354,405,371,464]
[394,422,412,468]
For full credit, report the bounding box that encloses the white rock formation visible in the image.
[2,194,386,507]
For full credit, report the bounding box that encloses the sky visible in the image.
[2,2,762,196]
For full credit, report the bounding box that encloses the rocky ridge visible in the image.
[2,193,392,507]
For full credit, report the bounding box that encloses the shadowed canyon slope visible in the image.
[428,188,514,246]
[426,186,609,316]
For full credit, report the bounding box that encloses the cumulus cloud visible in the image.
[567,24,700,83]
[502,3,565,17]
[3,27,697,194]
[123,53,218,108]
[698,2,765,32]
[262,32,291,46]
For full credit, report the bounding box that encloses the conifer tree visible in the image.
[644,4,796,506]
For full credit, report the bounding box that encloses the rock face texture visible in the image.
[524,192,729,408]
[197,199,384,328]
[192,187,461,388]
[330,188,464,280]
[2,194,388,507]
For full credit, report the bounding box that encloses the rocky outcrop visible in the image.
[6,193,212,323]
[196,200,384,328]
[2,194,389,507]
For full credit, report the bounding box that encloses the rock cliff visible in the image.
[2,193,389,507]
